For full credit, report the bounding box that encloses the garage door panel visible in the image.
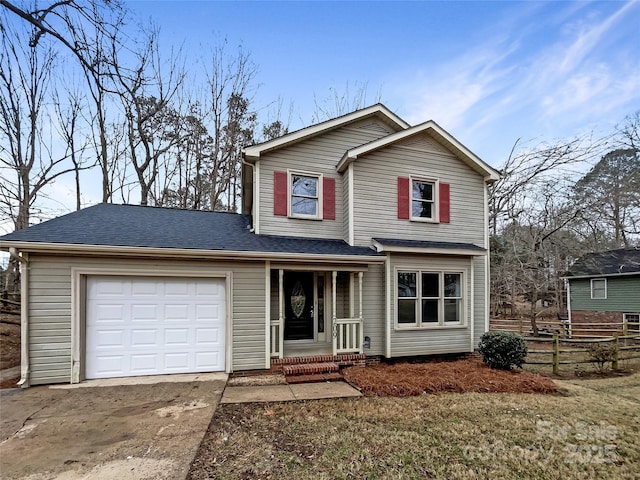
[131,329,158,346]
[86,276,226,379]
[94,329,126,348]
[165,328,189,345]
[131,304,158,321]
[195,351,221,369]
[196,328,220,344]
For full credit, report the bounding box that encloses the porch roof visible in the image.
[372,238,486,256]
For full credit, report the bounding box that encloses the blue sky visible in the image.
[128,0,640,165]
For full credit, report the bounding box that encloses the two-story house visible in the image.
[0,104,499,386]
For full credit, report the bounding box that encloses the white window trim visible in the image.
[590,278,607,299]
[394,267,466,329]
[409,176,439,223]
[288,170,323,220]
[623,313,640,333]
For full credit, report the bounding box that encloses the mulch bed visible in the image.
[343,357,557,396]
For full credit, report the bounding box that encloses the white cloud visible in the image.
[391,0,640,160]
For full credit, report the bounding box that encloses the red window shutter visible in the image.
[439,182,450,223]
[273,171,288,216]
[323,177,336,220]
[397,177,410,219]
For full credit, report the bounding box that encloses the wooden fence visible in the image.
[490,317,640,339]
[524,333,640,374]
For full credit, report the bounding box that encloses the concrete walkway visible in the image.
[221,380,362,403]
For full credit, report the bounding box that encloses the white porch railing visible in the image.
[333,317,364,354]
[270,320,282,358]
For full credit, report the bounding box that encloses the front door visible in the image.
[284,271,314,340]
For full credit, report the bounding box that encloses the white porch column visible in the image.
[358,271,363,320]
[278,269,284,358]
[358,271,364,353]
[332,270,337,355]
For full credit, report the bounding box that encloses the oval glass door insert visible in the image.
[291,280,306,318]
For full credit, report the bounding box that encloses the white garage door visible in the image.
[86,276,226,379]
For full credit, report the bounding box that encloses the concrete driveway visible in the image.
[0,373,227,480]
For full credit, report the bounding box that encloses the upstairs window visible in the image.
[291,174,319,217]
[273,170,336,220]
[590,278,607,299]
[412,179,436,220]
[397,176,450,223]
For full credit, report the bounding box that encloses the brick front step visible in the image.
[285,372,344,384]
[283,362,339,376]
[272,353,366,366]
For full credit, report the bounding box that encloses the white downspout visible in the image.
[9,248,29,388]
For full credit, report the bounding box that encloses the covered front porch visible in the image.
[268,266,366,359]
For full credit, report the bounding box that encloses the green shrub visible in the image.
[478,331,528,370]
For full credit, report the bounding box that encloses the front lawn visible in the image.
[187,373,640,480]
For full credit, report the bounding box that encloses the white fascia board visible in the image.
[562,272,640,280]
[1,241,385,264]
[243,104,409,161]
[371,240,486,257]
[337,120,501,182]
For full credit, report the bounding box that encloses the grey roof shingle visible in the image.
[0,203,381,258]
[566,247,640,277]
[373,238,485,252]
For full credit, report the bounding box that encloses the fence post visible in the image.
[552,333,559,375]
[612,334,619,371]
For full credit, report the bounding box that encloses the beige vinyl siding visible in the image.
[352,132,486,247]
[259,118,392,239]
[361,263,386,356]
[389,254,474,357]
[473,257,488,347]
[342,166,350,242]
[27,255,266,385]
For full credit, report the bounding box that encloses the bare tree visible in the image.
[52,83,87,211]
[574,148,640,247]
[111,26,185,206]
[203,40,257,211]
[488,135,606,235]
[310,81,381,124]
[0,17,82,290]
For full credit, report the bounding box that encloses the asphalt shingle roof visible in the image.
[566,247,640,277]
[0,203,381,258]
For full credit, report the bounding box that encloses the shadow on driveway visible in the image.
[0,374,227,479]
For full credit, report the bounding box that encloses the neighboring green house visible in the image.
[565,247,640,336]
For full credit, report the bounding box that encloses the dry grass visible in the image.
[187,373,640,480]
[343,357,557,396]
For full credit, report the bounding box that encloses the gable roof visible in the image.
[338,120,500,182]
[566,247,640,278]
[243,103,409,161]
[0,203,382,261]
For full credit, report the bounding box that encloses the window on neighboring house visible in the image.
[411,179,436,220]
[590,278,607,299]
[291,174,320,218]
[624,313,640,333]
[397,270,463,327]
